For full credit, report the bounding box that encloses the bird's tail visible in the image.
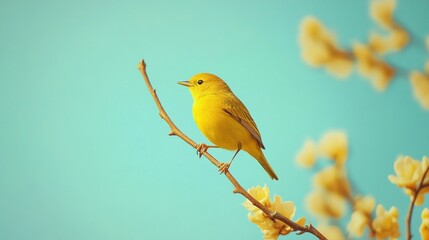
[248,148,278,180]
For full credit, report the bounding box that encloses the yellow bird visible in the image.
[178,73,278,180]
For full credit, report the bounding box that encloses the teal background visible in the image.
[1,0,428,239]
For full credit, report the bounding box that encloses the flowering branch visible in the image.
[296,132,381,238]
[348,196,376,237]
[406,164,429,240]
[137,59,327,240]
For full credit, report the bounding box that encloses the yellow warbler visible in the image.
[178,73,278,180]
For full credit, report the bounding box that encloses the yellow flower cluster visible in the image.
[368,31,408,54]
[243,185,306,240]
[353,43,395,91]
[421,208,429,240]
[318,131,348,166]
[369,0,409,54]
[370,0,396,29]
[313,166,351,198]
[388,155,429,205]
[298,0,410,92]
[306,190,346,219]
[356,0,407,91]
[348,211,371,237]
[408,36,429,110]
[372,204,400,239]
[317,224,345,240]
[295,140,317,168]
[299,17,353,79]
[409,66,429,110]
[296,131,352,220]
[347,195,376,237]
[297,137,428,239]
[389,156,426,188]
[296,130,348,167]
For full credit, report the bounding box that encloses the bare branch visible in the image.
[406,164,429,240]
[137,59,327,240]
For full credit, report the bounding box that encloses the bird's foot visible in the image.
[196,143,209,158]
[218,162,230,174]
[196,144,219,158]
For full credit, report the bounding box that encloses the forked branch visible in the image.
[137,59,327,240]
[406,164,429,240]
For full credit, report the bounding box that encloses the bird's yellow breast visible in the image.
[192,94,253,151]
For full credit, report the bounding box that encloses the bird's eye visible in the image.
[197,80,204,85]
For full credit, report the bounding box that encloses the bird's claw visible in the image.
[218,162,230,174]
[196,143,209,158]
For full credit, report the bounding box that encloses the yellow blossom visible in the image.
[244,186,305,240]
[369,33,390,54]
[353,43,395,91]
[299,17,332,44]
[367,0,408,54]
[296,139,317,168]
[313,166,351,198]
[353,43,373,73]
[318,223,345,240]
[306,190,345,219]
[247,197,305,240]
[370,0,397,30]
[405,187,429,206]
[348,211,371,237]
[390,156,429,205]
[369,30,408,54]
[372,204,400,239]
[409,71,429,110]
[299,17,333,66]
[423,156,429,184]
[324,56,354,79]
[243,185,271,211]
[371,66,395,91]
[421,208,429,240]
[354,195,376,215]
[271,196,306,236]
[389,29,409,51]
[247,209,279,240]
[318,130,348,165]
[299,17,353,79]
[388,155,423,188]
[348,195,375,237]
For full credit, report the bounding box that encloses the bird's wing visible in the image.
[222,95,265,149]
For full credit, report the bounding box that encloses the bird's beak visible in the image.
[178,81,193,87]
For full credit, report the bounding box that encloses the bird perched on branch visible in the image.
[178,73,278,180]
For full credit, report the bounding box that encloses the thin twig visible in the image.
[406,164,429,240]
[137,59,327,240]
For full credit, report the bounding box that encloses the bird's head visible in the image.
[178,73,231,100]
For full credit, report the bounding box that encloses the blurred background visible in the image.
[0,0,428,239]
